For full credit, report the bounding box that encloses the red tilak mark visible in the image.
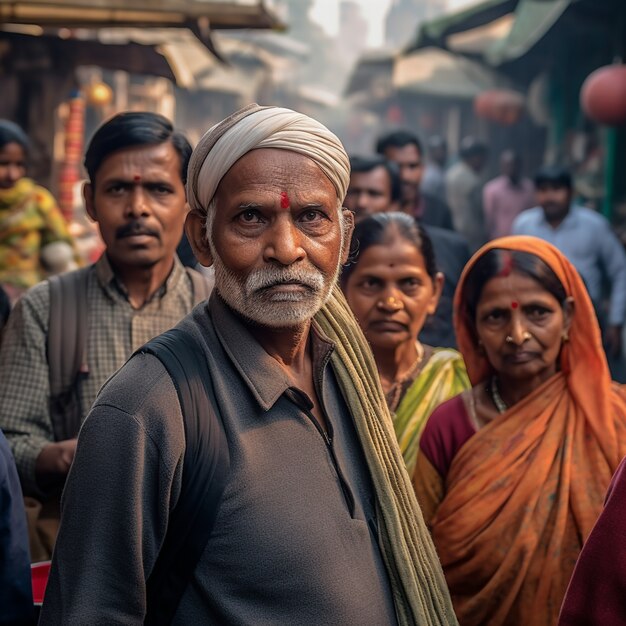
[511,301,519,309]
[497,252,514,278]
[280,192,290,209]
[133,175,141,182]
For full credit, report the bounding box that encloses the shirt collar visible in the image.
[95,253,186,304]
[209,293,335,412]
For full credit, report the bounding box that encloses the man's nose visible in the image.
[356,191,370,211]
[263,218,305,266]
[125,186,150,218]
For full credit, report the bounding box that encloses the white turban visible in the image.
[187,104,350,214]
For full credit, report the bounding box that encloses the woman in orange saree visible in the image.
[413,236,626,626]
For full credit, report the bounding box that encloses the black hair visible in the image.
[534,165,572,190]
[348,155,403,203]
[459,136,488,159]
[462,249,568,325]
[375,130,423,158]
[0,120,30,153]
[84,112,192,184]
[427,135,446,151]
[341,211,438,286]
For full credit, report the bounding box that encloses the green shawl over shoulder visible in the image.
[314,286,458,626]
[395,349,470,478]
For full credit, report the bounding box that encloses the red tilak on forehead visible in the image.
[497,252,514,278]
[280,192,290,208]
[511,301,519,309]
[133,175,141,182]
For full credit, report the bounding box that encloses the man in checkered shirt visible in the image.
[0,112,209,559]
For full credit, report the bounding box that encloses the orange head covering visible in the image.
[431,236,626,626]
[454,235,616,464]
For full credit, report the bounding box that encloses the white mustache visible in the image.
[245,266,325,294]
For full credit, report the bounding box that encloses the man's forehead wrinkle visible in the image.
[98,146,180,183]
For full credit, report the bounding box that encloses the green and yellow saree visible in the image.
[393,348,469,478]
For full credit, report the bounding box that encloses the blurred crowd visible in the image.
[1,104,625,626]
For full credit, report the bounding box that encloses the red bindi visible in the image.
[133,175,141,182]
[511,301,519,309]
[280,191,290,209]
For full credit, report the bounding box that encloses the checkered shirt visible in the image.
[0,254,197,495]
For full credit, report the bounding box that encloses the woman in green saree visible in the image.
[342,212,469,479]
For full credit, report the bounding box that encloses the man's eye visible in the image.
[301,210,323,222]
[239,210,263,223]
[151,185,172,195]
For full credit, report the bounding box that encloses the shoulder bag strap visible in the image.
[141,328,229,625]
[47,268,89,441]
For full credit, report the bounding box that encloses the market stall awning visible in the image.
[0,0,282,30]
[0,25,278,94]
[486,0,571,65]
[405,0,519,53]
[394,47,512,98]
[344,50,394,98]
[446,13,515,55]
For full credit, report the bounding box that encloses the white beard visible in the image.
[212,255,340,329]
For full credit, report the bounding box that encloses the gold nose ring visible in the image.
[505,331,533,343]
[380,296,403,309]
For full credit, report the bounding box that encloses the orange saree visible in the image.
[430,236,626,625]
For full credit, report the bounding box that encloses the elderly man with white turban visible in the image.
[41,105,456,626]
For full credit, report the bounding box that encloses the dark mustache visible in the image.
[116,221,160,239]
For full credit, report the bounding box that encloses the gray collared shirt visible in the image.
[0,254,197,495]
[41,294,398,625]
[513,205,626,325]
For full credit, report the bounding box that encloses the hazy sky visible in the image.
[310,0,476,47]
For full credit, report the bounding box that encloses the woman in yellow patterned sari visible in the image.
[0,120,74,302]
[342,212,469,479]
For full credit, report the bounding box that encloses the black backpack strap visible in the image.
[47,268,90,441]
[185,267,213,305]
[141,328,230,625]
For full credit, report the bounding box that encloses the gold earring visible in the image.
[562,330,569,343]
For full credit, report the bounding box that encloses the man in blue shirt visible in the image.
[0,428,33,625]
[513,166,626,359]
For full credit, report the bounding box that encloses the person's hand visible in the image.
[605,325,623,358]
[35,438,78,478]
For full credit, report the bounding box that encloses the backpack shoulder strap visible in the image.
[185,267,213,305]
[47,267,90,441]
[140,327,229,625]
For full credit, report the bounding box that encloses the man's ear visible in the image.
[83,182,96,222]
[340,208,355,266]
[185,209,213,267]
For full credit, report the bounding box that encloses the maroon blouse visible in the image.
[418,394,476,478]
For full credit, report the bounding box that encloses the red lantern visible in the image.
[474,89,524,125]
[581,65,626,126]
[474,91,494,118]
